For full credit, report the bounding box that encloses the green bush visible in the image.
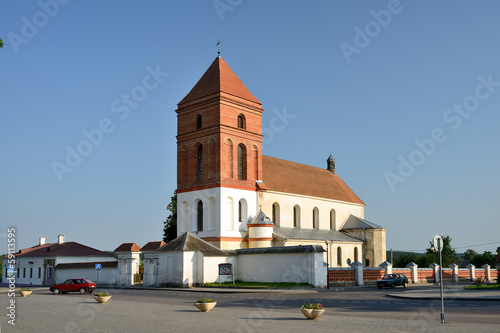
[301,302,324,310]
[196,298,214,303]
[94,292,109,297]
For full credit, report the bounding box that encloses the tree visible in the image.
[464,249,477,261]
[0,38,4,49]
[426,235,457,267]
[471,251,496,267]
[162,192,177,242]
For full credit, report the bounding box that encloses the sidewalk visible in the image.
[387,284,500,301]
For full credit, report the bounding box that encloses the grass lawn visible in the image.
[203,281,309,288]
[464,284,500,290]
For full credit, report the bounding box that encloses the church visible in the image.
[175,56,386,268]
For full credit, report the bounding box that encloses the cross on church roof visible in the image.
[216,39,221,56]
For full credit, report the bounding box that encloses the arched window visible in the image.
[293,205,301,228]
[238,199,247,223]
[197,145,203,180]
[237,144,247,180]
[197,201,203,232]
[337,247,342,267]
[237,114,246,129]
[272,202,280,226]
[196,115,202,130]
[330,209,336,230]
[354,247,359,263]
[313,207,319,229]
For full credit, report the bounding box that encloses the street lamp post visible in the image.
[431,247,436,284]
[495,251,498,269]
[326,241,330,289]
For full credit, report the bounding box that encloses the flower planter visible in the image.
[18,290,32,297]
[93,295,111,303]
[301,308,324,319]
[194,302,217,312]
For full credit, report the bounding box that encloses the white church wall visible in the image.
[177,187,258,240]
[55,256,117,265]
[261,191,364,230]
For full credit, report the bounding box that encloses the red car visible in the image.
[50,278,96,295]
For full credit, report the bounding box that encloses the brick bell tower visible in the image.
[175,56,263,249]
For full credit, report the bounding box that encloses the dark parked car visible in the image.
[50,278,96,295]
[376,273,408,289]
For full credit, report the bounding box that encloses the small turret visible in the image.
[327,155,336,175]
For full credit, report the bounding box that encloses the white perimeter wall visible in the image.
[56,267,118,285]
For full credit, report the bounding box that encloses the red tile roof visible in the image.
[114,243,141,252]
[262,156,365,205]
[140,241,166,252]
[10,242,115,258]
[178,57,261,105]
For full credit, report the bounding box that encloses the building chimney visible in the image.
[39,237,46,245]
[58,234,65,244]
[327,155,336,175]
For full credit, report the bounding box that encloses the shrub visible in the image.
[301,302,324,310]
[20,288,31,291]
[474,278,484,286]
[196,298,214,303]
[94,292,109,297]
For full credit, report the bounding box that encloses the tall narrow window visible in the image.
[197,201,203,231]
[197,145,203,180]
[237,114,246,129]
[38,267,41,278]
[238,200,242,222]
[354,247,359,262]
[23,267,26,278]
[237,144,247,180]
[330,209,336,230]
[196,115,202,129]
[272,202,280,226]
[30,268,33,278]
[337,247,342,267]
[293,205,299,227]
[313,207,319,229]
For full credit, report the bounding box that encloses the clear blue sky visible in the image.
[1,1,499,255]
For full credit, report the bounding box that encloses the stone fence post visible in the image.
[406,262,418,283]
[449,263,458,283]
[466,263,475,281]
[429,263,440,283]
[482,264,491,281]
[379,261,392,275]
[351,261,364,286]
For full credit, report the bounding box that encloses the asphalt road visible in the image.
[76,285,500,325]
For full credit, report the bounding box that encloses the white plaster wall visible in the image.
[261,191,364,230]
[4,258,45,286]
[236,252,326,286]
[158,252,184,285]
[248,226,273,239]
[182,251,196,287]
[177,187,258,239]
[55,267,119,285]
[202,256,238,283]
[55,256,117,265]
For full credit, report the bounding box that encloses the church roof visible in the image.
[248,211,273,225]
[179,57,261,105]
[236,245,324,255]
[273,226,363,243]
[340,215,383,230]
[158,232,232,256]
[262,156,365,205]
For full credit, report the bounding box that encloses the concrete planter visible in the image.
[93,295,111,303]
[194,302,217,312]
[301,308,324,319]
[18,290,32,297]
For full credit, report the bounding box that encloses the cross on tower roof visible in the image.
[216,39,221,56]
